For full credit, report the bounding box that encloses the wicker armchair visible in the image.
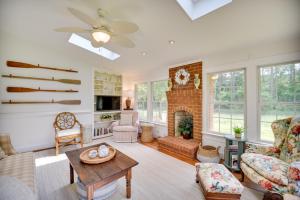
[53,112,83,155]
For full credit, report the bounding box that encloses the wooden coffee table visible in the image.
[65,143,138,200]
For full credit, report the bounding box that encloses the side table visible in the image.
[141,124,154,143]
[224,135,246,172]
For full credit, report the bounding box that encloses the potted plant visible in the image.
[100,114,112,121]
[178,117,193,139]
[233,126,244,138]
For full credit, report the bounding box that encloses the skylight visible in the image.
[176,0,232,20]
[68,33,120,61]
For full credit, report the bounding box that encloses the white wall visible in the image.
[0,31,105,152]
[126,38,300,156]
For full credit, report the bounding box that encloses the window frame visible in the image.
[134,82,149,121]
[134,79,168,124]
[207,68,247,136]
[257,60,300,142]
[150,79,168,124]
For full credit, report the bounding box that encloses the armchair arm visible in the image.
[75,120,83,128]
[245,142,280,158]
[134,120,140,127]
[109,121,120,130]
[287,162,300,196]
[53,122,59,136]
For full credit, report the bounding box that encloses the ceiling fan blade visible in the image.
[111,21,139,34]
[111,35,135,48]
[95,18,109,28]
[68,7,97,27]
[54,27,89,33]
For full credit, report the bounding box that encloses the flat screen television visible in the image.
[96,96,121,111]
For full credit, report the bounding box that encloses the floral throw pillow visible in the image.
[245,143,280,158]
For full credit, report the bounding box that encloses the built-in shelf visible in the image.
[94,71,122,96]
[93,70,123,139]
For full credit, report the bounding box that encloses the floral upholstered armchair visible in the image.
[240,116,300,197]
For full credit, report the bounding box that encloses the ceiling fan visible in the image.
[55,8,138,48]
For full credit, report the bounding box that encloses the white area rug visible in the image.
[35,137,263,200]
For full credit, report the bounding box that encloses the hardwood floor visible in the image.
[34,137,263,200]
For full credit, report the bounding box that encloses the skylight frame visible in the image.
[68,33,120,61]
[176,0,232,21]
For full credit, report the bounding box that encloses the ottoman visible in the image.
[195,163,244,200]
[76,178,117,200]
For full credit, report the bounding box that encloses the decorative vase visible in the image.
[194,74,200,89]
[235,132,242,138]
[197,145,220,163]
[168,78,173,91]
[125,98,131,109]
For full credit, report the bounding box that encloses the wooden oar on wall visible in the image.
[7,61,78,73]
[7,87,78,93]
[2,100,81,105]
[2,74,81,85]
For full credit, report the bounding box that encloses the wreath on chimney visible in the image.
[175,68,190,85]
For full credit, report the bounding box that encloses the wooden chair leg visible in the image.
[80,134,83,148]
[263,191,283,200]
[240,170,245,182]
[195,163,200,183]
[55,139,59,156]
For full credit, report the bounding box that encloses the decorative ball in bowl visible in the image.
[88,150,98,159]
[98,145,109,158]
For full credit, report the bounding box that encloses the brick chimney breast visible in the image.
[167,62,202,143]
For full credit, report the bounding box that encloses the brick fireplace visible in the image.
[166,62,202,143]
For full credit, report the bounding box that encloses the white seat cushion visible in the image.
[113,126,137,132]
[57,127,80,137]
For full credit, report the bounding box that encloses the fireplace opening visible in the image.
[174,111,193,139]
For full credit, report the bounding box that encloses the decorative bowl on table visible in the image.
[80,145,116,164]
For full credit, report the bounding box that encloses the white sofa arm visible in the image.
[110,121,120,129]
[134,120,140,127]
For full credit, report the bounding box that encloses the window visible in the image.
[259,62,300,141]
[151,80,168,123]
[208,69,246,134]
[135,83,148,121]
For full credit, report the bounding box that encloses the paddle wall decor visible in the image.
[2,60,82,105]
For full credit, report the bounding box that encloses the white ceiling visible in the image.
[1,0,300,77]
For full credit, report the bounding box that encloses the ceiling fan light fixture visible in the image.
[92,31,111,43]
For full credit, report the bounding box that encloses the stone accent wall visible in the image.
[167,62,202,143]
